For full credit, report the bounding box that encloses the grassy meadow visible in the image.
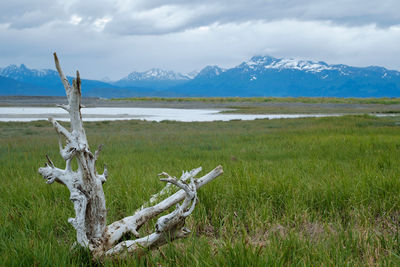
[2,115,400,266]
[111,97,400,115]
[113,97,400,105]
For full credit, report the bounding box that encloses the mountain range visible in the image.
[1,55,400,97]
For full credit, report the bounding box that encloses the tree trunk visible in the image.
[38,53,223,258]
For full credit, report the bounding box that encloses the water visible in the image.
[0,107,339,122]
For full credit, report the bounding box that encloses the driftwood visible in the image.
[38,53,223,258]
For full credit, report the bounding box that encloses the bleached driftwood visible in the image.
[38,53,223,258]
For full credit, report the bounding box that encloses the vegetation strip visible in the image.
[112,97,400,105]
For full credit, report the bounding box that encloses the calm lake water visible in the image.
[0,107,339,122]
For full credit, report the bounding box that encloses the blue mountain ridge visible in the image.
[171,56,400,97]
[1,55,400,97]
[0,64,157,97]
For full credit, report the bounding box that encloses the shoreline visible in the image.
[2,96,400,115]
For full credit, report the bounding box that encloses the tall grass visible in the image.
[1,115,400,266]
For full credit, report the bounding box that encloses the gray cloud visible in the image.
[1,1,400,33]
[1,19,399,79]
[0,0,67,29]
[0,0,399,80]
[102,0,400,35]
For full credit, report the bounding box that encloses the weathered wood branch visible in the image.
[38,53,223,258]
[39,53,107,249]
[106,174,199,256]
[102,166,223,251]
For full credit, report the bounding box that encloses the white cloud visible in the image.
[69,15,82,25]
[93,16,112,31]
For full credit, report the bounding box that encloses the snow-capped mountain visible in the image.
[115,68,191,90]
[196,66,225,78]
[240,56,333,73]
[236,55,400,79]
[171,55,400,97]
[0,64,67,95]
[0,64,58,80]
[1,55,400,97]
[186,70,199,79]
[121,68,190,81]
[0,64,122,96]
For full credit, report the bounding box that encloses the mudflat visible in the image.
[2,96,400,114]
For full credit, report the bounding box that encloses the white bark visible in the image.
[106,172,198,256]
[38,53,223,258]
[102,166,223,252]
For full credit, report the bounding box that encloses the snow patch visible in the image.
[263,59,333,73]
[122,68,190,81]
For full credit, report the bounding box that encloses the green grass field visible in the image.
[2,115,400,266]
[112,97,400,105]
[111,97,400,115]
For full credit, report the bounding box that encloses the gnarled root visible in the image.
[38,53,224,259]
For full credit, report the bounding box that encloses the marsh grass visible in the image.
[1,115,400,266]
[112,97,400,115]
[113,97,400,105]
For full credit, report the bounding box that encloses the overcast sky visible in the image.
[0,0,399,80]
